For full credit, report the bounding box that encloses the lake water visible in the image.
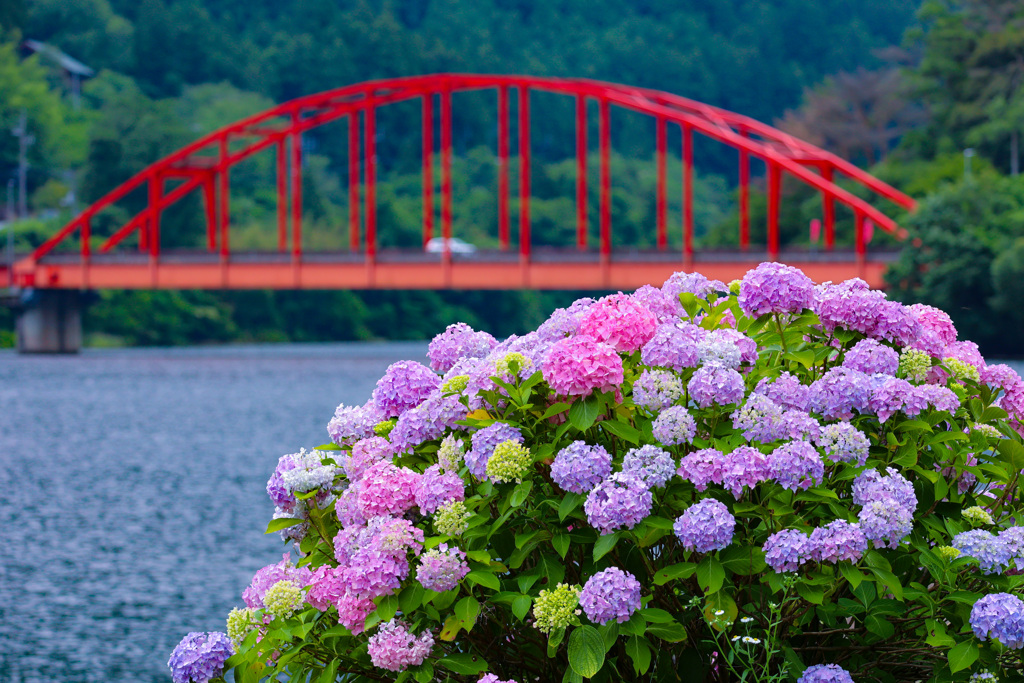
[0,342,427,683]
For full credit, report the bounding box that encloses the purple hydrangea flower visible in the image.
[738,262,815,317]
[755,372,810,411]
[807,367,872,420]
[768,441,825,491]
[372,361,441,419]
[697,331,743,369]
[242,554,314,609]
[673,499,736,552]
[808,520,867,564]
[732,393,787,443]
[631,284,677,322]
[551,441,612,494]
[622,445,676,488]
[814,281,920,346]
[427,322,496,373]
[662,271,724,316]
[416,544,470,592]
[981,363,1022,390]
[652,405,697,446]
[763,529,812,572]
[579,567,642,624]
[390,392,465,453]
[858,499,914,549]
[413,464,465,514]
[844,338,899,376]
[781,409,821,441]
[168,632,233,683]
[797,664,855,683]
[632,369,684,411]
[267,453,300,512]
[1000,526,1024,561]
[466,423,523,479]
[536,297,596,341]
[815,423,870,466]
[367,619,434,672]
[716,328,759,364]
[343,437,395,483]
[584,472,653,534]
[328,401,382,446]
[852,468,916,512]
[688,364,746,408]
[970,593,1024,649]
[868,376,927,422]
[640,321,706,371]
[720,446,770,498]
[677,448,724,491]
[914,384,960,413]
[953,530,1013,574]
[908,303,957,357]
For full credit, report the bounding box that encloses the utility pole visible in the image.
[11,110,35,219]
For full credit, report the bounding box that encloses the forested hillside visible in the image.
[3,0,1024,355]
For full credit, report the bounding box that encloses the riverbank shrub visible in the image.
[172,262,1024,682]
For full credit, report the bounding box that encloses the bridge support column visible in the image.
[16,289,82,354]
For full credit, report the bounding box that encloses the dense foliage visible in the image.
[172,263,1024,682]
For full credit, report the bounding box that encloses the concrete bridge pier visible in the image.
[16,289,82,353]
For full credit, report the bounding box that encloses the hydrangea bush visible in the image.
[172,262,1024,683]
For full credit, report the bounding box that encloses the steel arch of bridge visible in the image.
[14,74,916,290]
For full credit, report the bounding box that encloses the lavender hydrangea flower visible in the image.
[763,529,812,572]
[416,544,470,592]
[167,632,233,683]
[732,393,787,442]
[755,372,810,411]
[427,322,496,373]
[914,384,960,413]
[413,464,465,514]
[662,271,724,315]
[697,332,743,369]
[768,441,824,491]
[389,392,465,453]
[797,664,855,683]
[720,446,770,498]
[852,468,916,512]
[814,280,920,346]
[673,499,736,552]
[640,321,706,371]
[952,530,1013,573]
[584,472,653,534]
[280,448,336,494]
[652,405,697,446]
[536,297,596,341]
[688,364,746,408]
[632,369,684,411]
[843,338,899,376]
[677,448,724,491]
[815,423,870,466]
[780,410,821,441]
[631,284,677,322]
[344,437,395,482]
[243,554,314,609]
[1000,526,1024,562]
[466,422,523,480]
[579,567,642,624]
[807,367,872,420]
[970,593,1024,649]
[808,520,867,564]
[367,619,434,672]
[551,441,612,494]
[622,445,676,488]
[858,499,914,549]
[372,361,441,419]
[868,376,926,422]
[267,452,300,512]
[327,401,382,446]
[738,262,814,317]
[908,303,957,357]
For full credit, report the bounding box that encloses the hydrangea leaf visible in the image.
[946,640,979,673]
[567,625,605,678]
[437,653,489,675]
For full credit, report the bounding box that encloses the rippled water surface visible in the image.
[0,342,426,683]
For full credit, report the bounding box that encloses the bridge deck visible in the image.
[15,249,897,290]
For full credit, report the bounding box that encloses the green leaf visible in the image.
[466,571,501,591]
[265,517,305,534]
[947,640,979,673]
[600,419,642,445]
[838,562,865,589]
[552,532,571,559]
[625,636,652,675]
[559,492,584,521]
[454,596,480,629]
[998,440,1024,472]
[640,608,673,623]
[784,349,815,368]
[316,661,340,683]
[696,556,725,594]
[437,654,489,675]
[568,394,601,431]
[796,582,824,605]
[678,292,701,319]
[541,402,572,419]
[562,669,584,683]
[593,532,619,562]
[653,562,697,585]
[375,593,399,621]
[399,583,425,615]
[412,663,434,683]
[645,621,688,643]
[866,567,904,602]
[511,480,533,507]
[568,625,606,678]
[512,595,532,621]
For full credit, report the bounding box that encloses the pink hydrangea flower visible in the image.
[357,461,418,517]
[367,619,434,672]
[577,293,658,353]
[542,336,624,398]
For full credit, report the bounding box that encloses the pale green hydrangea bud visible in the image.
[486,440,533,484]
[898,349,931,382]
[532,583,582,634]
[437,434,465,473]
[495,352,533,378]
[943,357,980,383]
[434,500,471,537]
[374,419,397,437]
[227,607,260,648]
[962,506,993,527]
[263,580,304,620]
[971,423,1002,439]
[441,374,470,395]
[728,280,741,295]
[936,545,961,561]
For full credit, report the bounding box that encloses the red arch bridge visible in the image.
[4,74,915,351]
